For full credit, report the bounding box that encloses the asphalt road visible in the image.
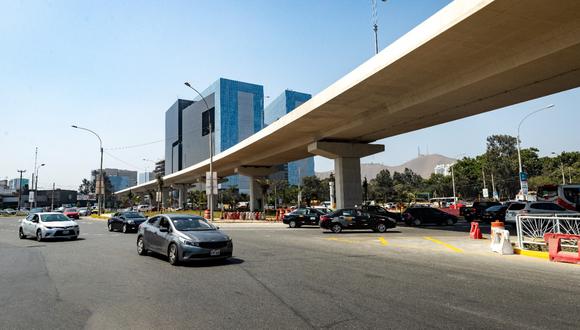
[1,216,579,330]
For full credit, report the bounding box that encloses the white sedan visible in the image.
[19,212,79,241]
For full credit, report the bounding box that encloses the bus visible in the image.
[537,184,580,211]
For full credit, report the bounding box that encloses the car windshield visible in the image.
[41,214,71,222]
[486,205,503,211]
[65,208,77,212]
[508,203,525,211]
[171,217,214,231]
[123,212,145,218]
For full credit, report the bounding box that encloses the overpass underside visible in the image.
[117,0,580,209]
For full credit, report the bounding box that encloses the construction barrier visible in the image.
[204,209,210,220]
[544,233,580,264]
[469,221,482,239]
[490,221,513,255]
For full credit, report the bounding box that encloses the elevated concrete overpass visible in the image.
[117,0,580,208]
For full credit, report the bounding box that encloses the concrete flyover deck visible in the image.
[117,0,580,207]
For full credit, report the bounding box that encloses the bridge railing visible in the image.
[516,214,580,250]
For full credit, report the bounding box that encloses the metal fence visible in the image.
[516,214,580,249]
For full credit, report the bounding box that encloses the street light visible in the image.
[516,104,555,200]
[184,81,214,222]
[72,125,104,216]
[34,163,45,208]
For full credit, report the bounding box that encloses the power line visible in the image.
[103,151,143,170]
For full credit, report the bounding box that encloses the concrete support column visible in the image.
[308,141,384,209]
[178,185,188,209]
[249,178,263,212]
[235,165,284,212]
[161,188,170,210]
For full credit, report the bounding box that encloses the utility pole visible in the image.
[491,172,497,201]
[482,167,487,189]
[560,161,566,185]
[371,0,387,55]
[297,167,302,206]
[51,182,55,211]
[17,170,26,210]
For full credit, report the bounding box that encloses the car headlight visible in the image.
[127,220,134,224]
[45,226,54,229]
[177,236,199,246]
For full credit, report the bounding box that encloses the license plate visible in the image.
[62,230,69,234]
[210,249,220,256]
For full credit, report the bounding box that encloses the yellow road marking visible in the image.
[379,237,388,246]
[324,237,358,244]
[424,237,464,253]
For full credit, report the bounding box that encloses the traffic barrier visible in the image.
[204,209,210,220]
[469,222,482,239]
[544,233,580,264]
[490,222,513,255]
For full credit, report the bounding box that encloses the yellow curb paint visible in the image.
[379,237,388,246]
[513,248,550,260]
[424,237,464,253]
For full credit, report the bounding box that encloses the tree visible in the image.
[369,169,394,202]
[301,176,325,206]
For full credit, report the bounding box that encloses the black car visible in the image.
[402,207,458,226]
[108,211,148,233]
[283,208,326,228]
[460,201,501,221]
[319,208,397,233]
[361,204,402,222]
[481,204,509,223]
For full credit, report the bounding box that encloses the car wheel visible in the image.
[36,230,43,242]
[168,243,179,265]
[446,218,455,226]
[122,224,128,233]
[19,227,26,239]
[107,223,113,232]
[330,223,343,233]
[376,223,387,233]
[137,236,147,256]
[289,220,297,228]
[413,218,421,226]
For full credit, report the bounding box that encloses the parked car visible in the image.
[319,208,397,233]
[3,208,16,215]
[108,211,148,233]
[283,208,326,228]
[78,208,91,216]
[361,204,402,222]
[481,204,509,223]
[136,214,233,265]
[504,202,579,223]
[63,208,80,219]
[19,212,79,241]
[402,207,458,226]
[460,201,501,221]
[29,207,45,214]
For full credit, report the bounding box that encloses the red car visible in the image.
[63,208,80,219]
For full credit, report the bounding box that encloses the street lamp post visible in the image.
[34,163,45,208]
[184,82,214,222]
[72,125,104,216]
[17,169,26,211]
[517,104,555,200]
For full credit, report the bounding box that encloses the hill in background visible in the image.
[316,154,456,181]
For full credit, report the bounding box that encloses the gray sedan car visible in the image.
[137,214,233,265]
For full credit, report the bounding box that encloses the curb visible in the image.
[513,247,549,260]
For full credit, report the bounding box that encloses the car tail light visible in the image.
[320,215,330,223]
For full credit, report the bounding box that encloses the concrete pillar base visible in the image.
[308,141,384,209]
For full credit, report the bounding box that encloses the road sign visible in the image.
[95,176,105,195]
[521,181,529,195]
[482,188,489,198]
[519,172,528,181]
[156,191,162,202]
[28,191,35,203]
[205,171,218,195]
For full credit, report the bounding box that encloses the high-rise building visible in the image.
[165,78,264,193]
[138,172,154,185]
[93,168,137,192]
[9,178,29,191]
[265,90,314,185]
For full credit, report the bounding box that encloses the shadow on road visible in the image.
[146,252,245,268]
[321,230,402,235]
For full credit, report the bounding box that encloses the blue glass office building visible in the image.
[165,78,264,193]
[264,90,314,185]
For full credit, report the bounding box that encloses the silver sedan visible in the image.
[136,214,233,265]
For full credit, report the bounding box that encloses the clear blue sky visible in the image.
[1,0,578,190]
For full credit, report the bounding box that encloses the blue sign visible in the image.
[519,172,528,181]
